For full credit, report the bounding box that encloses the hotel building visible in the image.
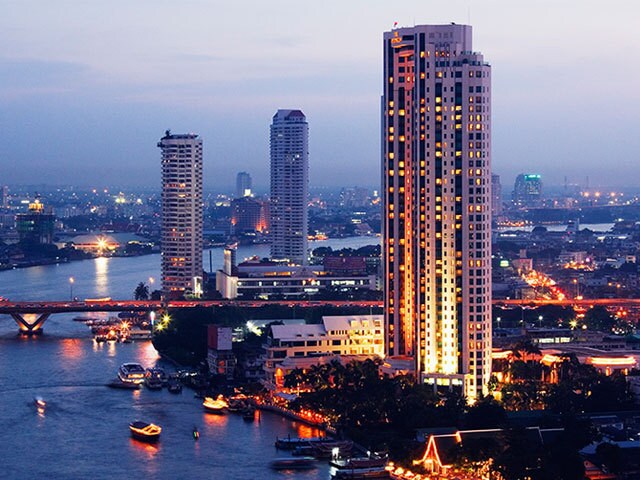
[382,24,492,399]
[270,109,309,265]
[158,131,204,297]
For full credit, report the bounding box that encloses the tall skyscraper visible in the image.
[158,131,204,298]
[382,24,492,400]
[491,174,503,217]
[236,171,252,198]
[270,109,309,265]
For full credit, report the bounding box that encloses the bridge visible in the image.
[0,299,384,335]
[2,297,639,335]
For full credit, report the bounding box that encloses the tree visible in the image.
[134,282,149,300]
[584,305,615,333]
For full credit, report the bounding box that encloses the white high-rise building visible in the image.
[158,131,204,297]
[270,109,309,265]
[382,24,492,400]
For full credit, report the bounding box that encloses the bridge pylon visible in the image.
[11,313,51,335]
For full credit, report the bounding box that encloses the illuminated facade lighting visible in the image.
[158,131,204,297]
[382,24,492,399]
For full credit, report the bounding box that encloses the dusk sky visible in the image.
[1,0,639,191]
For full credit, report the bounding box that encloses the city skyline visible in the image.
[2,1,639,190]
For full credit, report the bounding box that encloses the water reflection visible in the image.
[94,256,110,298]
[59,338,84,360]
[295,423,324,439]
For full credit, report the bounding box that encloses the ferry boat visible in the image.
[117,363,146,384]
[34,397,46,409]
[203,395,228,414]
[270,457,317,470]
[129,421,161,442]
[329,456,389,479]
[275,436,326,450]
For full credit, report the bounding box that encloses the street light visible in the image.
[538,315,543,328]
[69,277,75,301]
[497,316,501,328]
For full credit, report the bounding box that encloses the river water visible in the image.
[0,237,378,480]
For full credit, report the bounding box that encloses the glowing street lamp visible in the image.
[69,277,75,301]
[538,315,543,328]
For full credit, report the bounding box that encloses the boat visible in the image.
[167,377,182,393]
[145,368,168,388]
[270,457,317,470]
[34,397,46,409]
[242,406,256,421]
[117,363,146,384]
[314,440,354,458]
[330,456,389,479]
[145,376,163,390]
[203,395,228,414]
[275,436,325,450]
[129,421,161,442]
[228,395,247,413]
[107,378,141,389]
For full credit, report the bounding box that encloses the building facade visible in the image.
[236,171,252,198]
[513,173,542,208]
[491,173,502,218]
[382,24,492,399]
[15,196,55,245]
[270,109,309,265]
[264,315,385,389]
[158,131,204,297]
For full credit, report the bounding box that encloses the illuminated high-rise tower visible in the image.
[158,131,204,298]
[270,109,309,265]
[382,24,491,399]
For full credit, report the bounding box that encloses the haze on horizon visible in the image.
[1,0,639,191]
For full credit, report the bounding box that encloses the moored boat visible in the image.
[270,457,317,470]
[167,377,182,393]
[129,421,161,442]
[203,395,228,414]
[330,456,389,479]
[118,363,146,384]
[242,406,256,421]
[107,378,141,389]
[275,436,327,450]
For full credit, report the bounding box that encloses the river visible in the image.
[0,237,378,479]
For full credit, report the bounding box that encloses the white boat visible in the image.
[118,363,146,384]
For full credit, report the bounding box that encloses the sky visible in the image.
[1,0,639,192]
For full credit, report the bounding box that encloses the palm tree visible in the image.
[134,282,149,300]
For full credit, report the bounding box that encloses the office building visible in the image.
[270,109,309,265]
[382,24,492,399]
[15,196,55,245]
[491,174,503,218]
[236,171,252,198]
[513,174,542,208]
[158,131,204,297]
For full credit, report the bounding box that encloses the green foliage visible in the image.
[583,305,615,332]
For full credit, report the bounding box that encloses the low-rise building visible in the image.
[263,314,384,389]
[216,249,377,299]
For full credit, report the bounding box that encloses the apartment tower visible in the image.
[382,24,491,399]
[270,109,309,265]
[158,131,204,297]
